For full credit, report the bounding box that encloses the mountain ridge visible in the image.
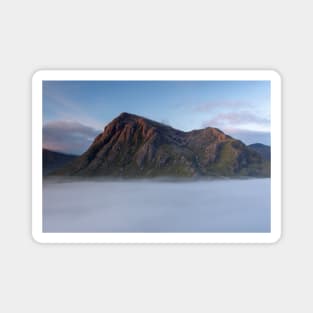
[248,143,271,161]
[43,149,78,175]
[52,112,270,177]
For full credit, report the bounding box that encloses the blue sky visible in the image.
[43,80,270,154]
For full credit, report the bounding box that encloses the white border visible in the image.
[32,70,281,244]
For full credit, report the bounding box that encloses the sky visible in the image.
[43,80,271,154]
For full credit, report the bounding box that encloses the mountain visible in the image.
[248,143,271,161]
[43,149,78,175]
[54,112,270,177]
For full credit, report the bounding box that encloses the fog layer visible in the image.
[43,179,270,233]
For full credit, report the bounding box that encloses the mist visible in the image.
[43,178,270,233]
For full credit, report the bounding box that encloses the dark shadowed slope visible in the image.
[43,149,78,175]
[248,143,271,161]
[54,112,270,177]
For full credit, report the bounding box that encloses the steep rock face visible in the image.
[55,112,270,177]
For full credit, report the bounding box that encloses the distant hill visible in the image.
[43,149,77,175]
[53,112,270,178]
[248,143,271,161]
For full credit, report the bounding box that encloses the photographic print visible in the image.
[32,70,281,243]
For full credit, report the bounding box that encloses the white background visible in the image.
[0,0,311,312]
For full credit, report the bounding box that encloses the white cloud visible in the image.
[193,100,252,113]
[43,120,101,155]
[202,111,270,131]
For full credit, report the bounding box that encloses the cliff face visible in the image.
[54,112,270,177]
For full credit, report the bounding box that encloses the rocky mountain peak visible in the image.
[54,113,270,177]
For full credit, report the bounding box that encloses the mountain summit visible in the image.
[54,112,270,177]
